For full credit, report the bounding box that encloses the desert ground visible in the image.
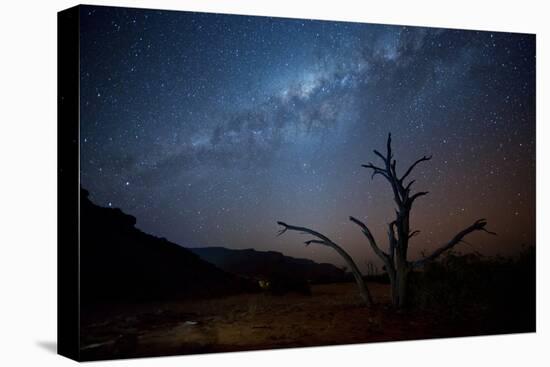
[80,282,500,360]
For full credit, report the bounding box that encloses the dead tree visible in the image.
[277,133,495,308]
[276,222,373,306]
[352,133,495,307]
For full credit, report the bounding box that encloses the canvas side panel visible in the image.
[57,5,81,362]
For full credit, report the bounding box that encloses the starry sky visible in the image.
[79,5,535,270]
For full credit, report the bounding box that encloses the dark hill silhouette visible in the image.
[80,188,256,304]
[189,246,347,284]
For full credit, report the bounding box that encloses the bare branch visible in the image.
[404,180,416,192]
[362,162,385,171]
[349,216,389,262]
[373,149,387,163]
[408,230,420,239]
[408,191,429,206]
[277,222,332,244]
[361,163,390,181]
[304,239,324,246]
[412,219,496,268]
[277,221,373,305]
[365,134,406,207]
[276,226,288,237]
[386,133,393,161]
[373,170,390,181]
[481,227,497,236]
[400,155,432,183]
[390,160,398,179]
[389,177,404,207]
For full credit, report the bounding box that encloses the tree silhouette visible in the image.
[277,133,495,308]
[277,222,373,305]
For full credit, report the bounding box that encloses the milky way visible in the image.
[79,5,535,270]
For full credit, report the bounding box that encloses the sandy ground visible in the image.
[79,282,480,360]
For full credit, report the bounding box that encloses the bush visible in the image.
[408,246,535,333]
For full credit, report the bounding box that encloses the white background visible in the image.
[0,0,547,365]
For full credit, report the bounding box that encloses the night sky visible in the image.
[79,5,535,270]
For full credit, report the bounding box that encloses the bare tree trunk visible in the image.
[357,133,495,308]
[394,265,409,308]
[387,266,398,306]
[278,133,495,309]
[276,221,373,306]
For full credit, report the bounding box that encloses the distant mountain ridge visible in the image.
[80,188,256,304]
[189,246,347,284]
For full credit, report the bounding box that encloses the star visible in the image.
[79,4,535,265]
